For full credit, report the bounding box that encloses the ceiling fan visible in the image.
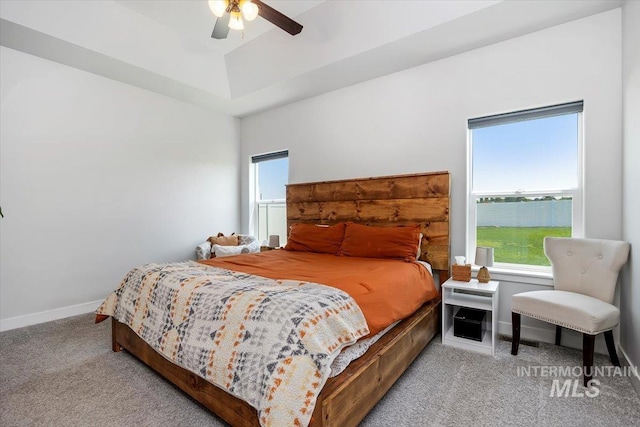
[208,0,303,39]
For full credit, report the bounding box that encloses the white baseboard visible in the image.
[620,345,640,398]
[0,300,103,332]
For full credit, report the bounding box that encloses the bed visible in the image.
[98,171,450,426]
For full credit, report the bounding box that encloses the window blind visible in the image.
[468,101,583,129]
[251,150,288,163]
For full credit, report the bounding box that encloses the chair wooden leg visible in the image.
[555,325,562,346]
[583,333,595,387]
[511,312,521,355]
[604,330,621,367]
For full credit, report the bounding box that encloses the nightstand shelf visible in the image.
[443,326,492,351]
[442,278,499,356]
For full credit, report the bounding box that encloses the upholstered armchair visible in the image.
[511,237,630,386]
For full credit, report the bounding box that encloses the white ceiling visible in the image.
[0,0,623,117]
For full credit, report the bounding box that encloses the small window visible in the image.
[252,151,288,245]
[467,102,583,270]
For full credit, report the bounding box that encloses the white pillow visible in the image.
[212,244,245,257]
[212,239,260,258]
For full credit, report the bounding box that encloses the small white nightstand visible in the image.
[441,278,499,356]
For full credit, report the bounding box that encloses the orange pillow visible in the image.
[340,222,420,261]
[284,223,346,255]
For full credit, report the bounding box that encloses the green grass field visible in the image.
[477,227,571,266]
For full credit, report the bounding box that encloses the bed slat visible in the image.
[287,172,450,203]
[286,198,449,223]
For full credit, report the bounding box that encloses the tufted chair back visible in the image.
[544,237,630,304]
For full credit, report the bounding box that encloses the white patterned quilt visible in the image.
[97,261,369,426]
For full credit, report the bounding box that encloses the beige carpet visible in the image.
[1,314,639,426]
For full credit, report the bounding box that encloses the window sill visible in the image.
[471,266,553,287]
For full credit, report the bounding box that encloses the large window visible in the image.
[252,150,288,245]
[468,102,583,270]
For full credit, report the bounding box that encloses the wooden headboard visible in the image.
[286,171,451,279]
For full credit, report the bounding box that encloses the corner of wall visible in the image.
[620,0,640,398]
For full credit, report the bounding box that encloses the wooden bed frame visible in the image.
[111,171,450,426]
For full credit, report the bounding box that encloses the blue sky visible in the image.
[472,114,578,193]
[257,157,288,200]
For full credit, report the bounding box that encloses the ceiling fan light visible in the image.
[228,11,244,30]
[208,0,228,18]
[242,1,259,21]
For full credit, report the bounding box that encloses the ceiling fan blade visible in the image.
[254,0,303,36]
[211,14,230,39]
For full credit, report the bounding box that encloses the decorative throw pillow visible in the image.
[284,222,347,255]
[208,233,239,247]
[238,235,258,246]
[196,241,212,260]
[340,222,421,261]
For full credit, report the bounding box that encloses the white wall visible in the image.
[0,47,240,329]
[240,10,622,349]
[621,0,640,394]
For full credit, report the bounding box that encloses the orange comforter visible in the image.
[199,250,438,336]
